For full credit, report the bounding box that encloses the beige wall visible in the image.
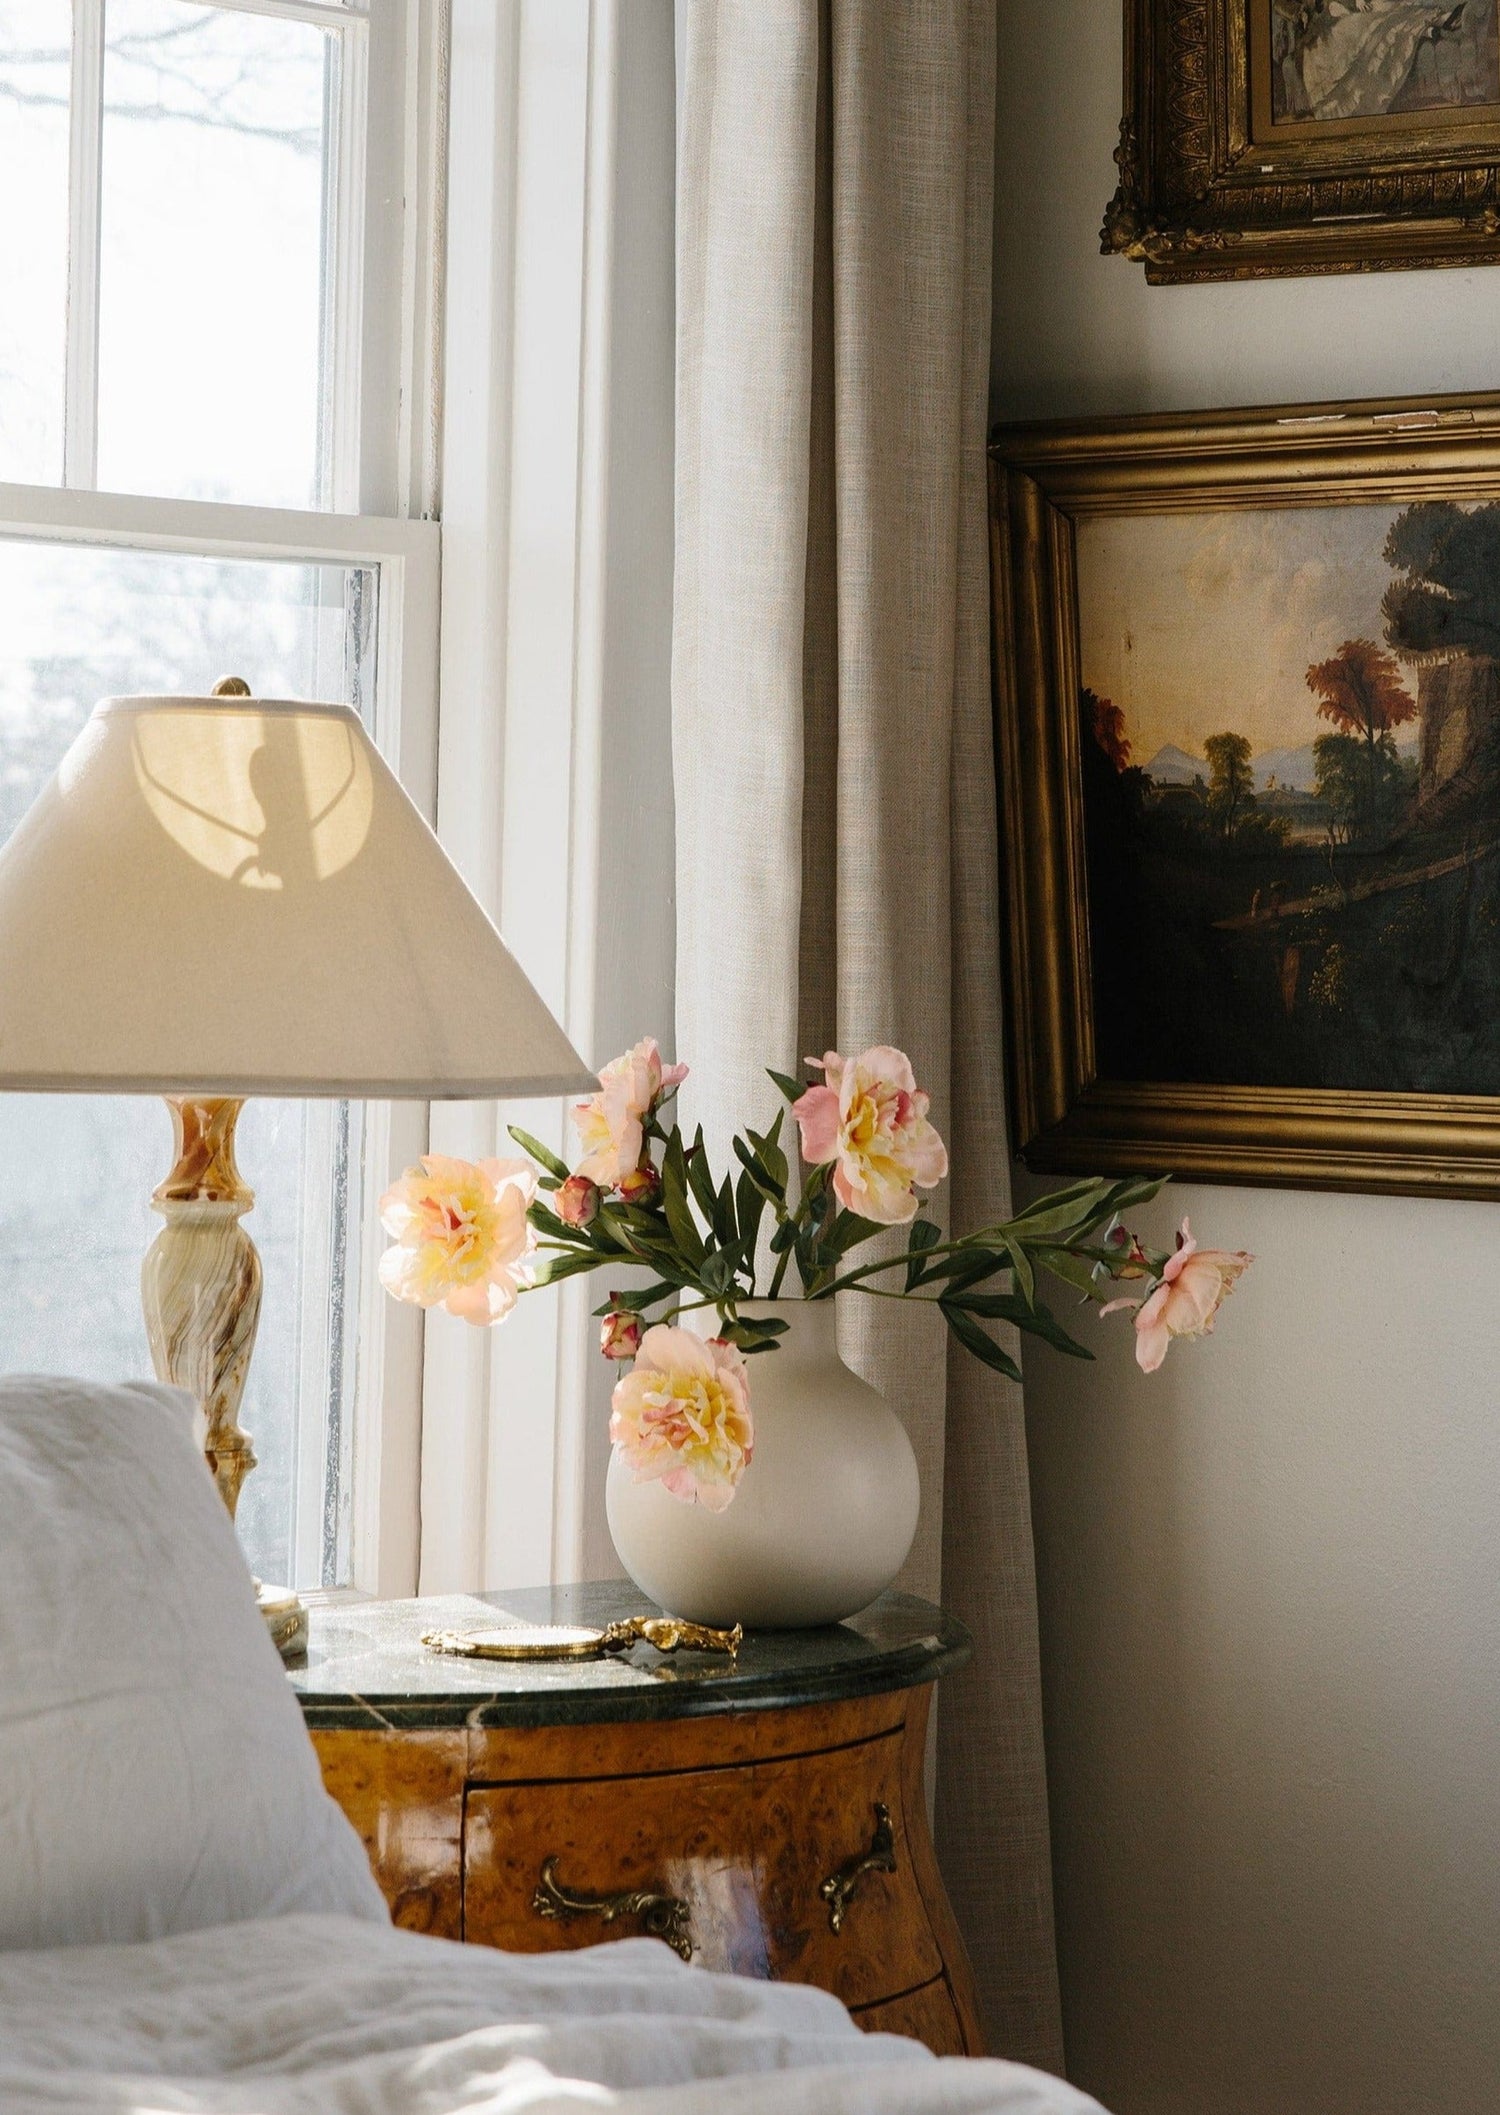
[995,8,1500,2113]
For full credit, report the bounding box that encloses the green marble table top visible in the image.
[289,1581,971,1732]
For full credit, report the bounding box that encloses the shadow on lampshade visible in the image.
[0,695,595,1099]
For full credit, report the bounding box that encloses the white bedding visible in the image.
[0,1914,1105,2115]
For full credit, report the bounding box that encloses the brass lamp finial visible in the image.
[211,675,252,697]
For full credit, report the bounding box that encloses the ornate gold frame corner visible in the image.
[989,391,1500,1200]
[1104,1,1500,284]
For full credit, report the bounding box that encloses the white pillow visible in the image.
[0,1374,387,1948]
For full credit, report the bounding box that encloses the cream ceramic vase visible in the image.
[605,1298,920,1629]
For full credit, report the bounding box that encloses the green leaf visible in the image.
[714,1172,738,1248]
[903,1219,943,1290]
[1004,1238,1037,1309]
[940,1302,1023,1383]
[996,1185,1117,1245]
[1100,1174,1171,1213]
[949,1290,1093,1360]
[686,1127,720,1226]
[507,1126,572,1182]
[609,1219,674,1270]
[732,1135,784,1205]
[761,1110,789,1191]
[838,1211,885,1255]
[769,1218,798,1254]
[1033,1244,1108,1299]
[699,1249,736,1294]
[1005,1177,1115,1224]
[660,1132,705,1264]
[915,1245,1001,1287]
[591,1279,681,1315]
[767,1068,805,1104]
[735,1169,767,1266]
[940,1254,995,1300]
[527,1203,593,1246]
[529,1250,603,1287]
[718,1315,789,1353]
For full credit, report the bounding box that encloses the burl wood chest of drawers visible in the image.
[292,1583,982,2058]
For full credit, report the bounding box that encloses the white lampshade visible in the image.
[0,695,593,1098]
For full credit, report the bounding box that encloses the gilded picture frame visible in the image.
[991,391,1500,1199]
[1104,1,1500,282]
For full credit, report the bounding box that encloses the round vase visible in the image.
[605,1298,920,1629]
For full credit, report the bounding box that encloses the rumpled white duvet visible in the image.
[0,1914,1106,2115]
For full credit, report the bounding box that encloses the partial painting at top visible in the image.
[1075,500,1500,1096]
[1270,1,1500,123]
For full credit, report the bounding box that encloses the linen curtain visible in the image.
[672,0,1062,2069]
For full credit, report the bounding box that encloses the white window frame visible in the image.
[0,0,450,1596]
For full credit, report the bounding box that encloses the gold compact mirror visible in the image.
[422,1616,742,1662]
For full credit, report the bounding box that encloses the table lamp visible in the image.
[0,681,593,1654]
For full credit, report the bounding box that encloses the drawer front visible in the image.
[852,1974,967,2057]
[313,1728,465,1937]
[464,1769,768,1978]
[752,1733,941,2007]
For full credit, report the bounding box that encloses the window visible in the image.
[0,0,441,1595]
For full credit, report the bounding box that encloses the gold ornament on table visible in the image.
[421,1616,743,1662]
[0,677,592,1658]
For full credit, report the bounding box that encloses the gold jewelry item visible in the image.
[421,1616,742,1661]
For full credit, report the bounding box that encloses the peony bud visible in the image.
[1106,1223,1152,1279]
[600,1306,643,1361]
[618,1160,662,1206]
[554,1173,602,1227]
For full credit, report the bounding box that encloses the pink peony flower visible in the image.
[600,1305,643,1361]
[379,1154,537,1326]
[572,1038,689,1189]
[618,1160,663,1207]
[608,1324,753,1511]
[554,1173,602,1227]
[1102,1218,1253,1373]
[792,1045,948,1225]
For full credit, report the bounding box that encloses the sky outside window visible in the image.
[98,1,333,507]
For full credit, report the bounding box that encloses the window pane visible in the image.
[0,2,69,483]
[97,1,334,509]
[0,536,379,1589]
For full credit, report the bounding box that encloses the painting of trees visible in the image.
[1084,686,1132,772]
[1306,637,1417,747]
[1382,501,1500,665]
[1204,731,1253,840]
[1065,477,1500,1118]
[1305,638,1417,840]
[1312,730,1411,844]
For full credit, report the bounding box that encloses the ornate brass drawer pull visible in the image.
[819,1802,897,1934]
[532,1856,695,1961]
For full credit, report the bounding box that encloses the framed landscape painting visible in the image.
[991,392,1500,1197]
[1105,1,1500,281]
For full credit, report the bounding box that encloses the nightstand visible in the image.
[291,1582,982,2057]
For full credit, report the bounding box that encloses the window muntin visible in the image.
[0,3,71,484]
